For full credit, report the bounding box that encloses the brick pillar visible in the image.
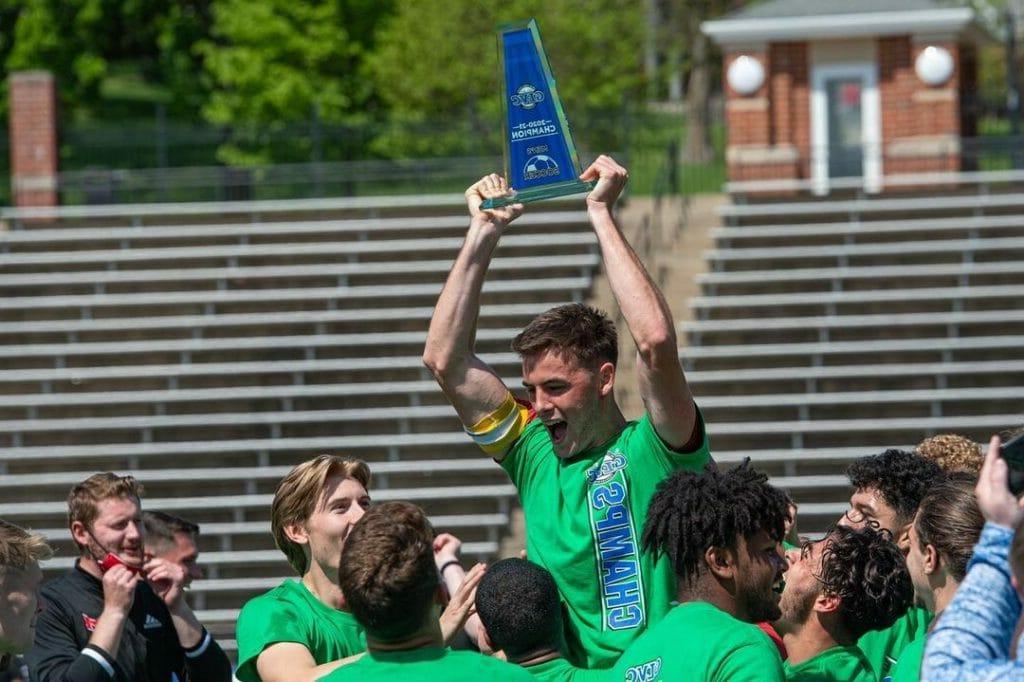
[880,38,962,176]
[724,45,805,189]
[724,50,770,148]
[770,42,810,177]
[9,71,59,209]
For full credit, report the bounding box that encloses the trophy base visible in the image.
[481,180,596,209]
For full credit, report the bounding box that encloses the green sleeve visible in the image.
[715,640,785,682]
[634,410,711,472]
[499,417,548,491]
[574,667,611,682]
[235,595,308,682]
[857,607,931,680]
[885,635,925,682]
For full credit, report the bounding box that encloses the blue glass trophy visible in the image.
[481,19,595,209]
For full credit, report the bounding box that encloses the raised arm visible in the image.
[580,156,699,450]
[923,436,1024,681]
[145,557,232,680]
[423,175,524,454]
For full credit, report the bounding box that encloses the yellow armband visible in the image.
[465,392,531,455]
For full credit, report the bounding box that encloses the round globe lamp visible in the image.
[915,46,954,86]
[727,55,765,96]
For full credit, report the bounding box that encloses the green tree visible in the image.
[3,0,211,120]
[367,0,645,157]
[653,0,750,163]
[198,0,393,164]
[5,0,109,113]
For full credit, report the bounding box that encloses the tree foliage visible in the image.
[367,0,645,156]
[197,0,393,163]
[0,0,1015,169]
[3,0,211,118]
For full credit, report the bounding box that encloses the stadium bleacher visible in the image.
[4,178,1024,658]
[681,184,1024,514]
[0,194,599,652]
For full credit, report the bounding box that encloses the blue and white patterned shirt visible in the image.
[922,522,1024,681]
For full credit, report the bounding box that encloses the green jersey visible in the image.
[609,601,784,682]
[783,645,874,681]
[884,635,925,682]
[318,647,535,682]
[523,657,608,682]
[856,607,931,680]
[501,413,711,668]
[235,579,365,682]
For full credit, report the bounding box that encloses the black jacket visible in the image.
[27,563,231,682]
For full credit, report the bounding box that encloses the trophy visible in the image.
[481,19,596,209]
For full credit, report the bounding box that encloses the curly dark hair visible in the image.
[816,525,913,640]
[642,461,788,586]
[846,449,944,525]
[475,558,563,659]
[512,303,618,368]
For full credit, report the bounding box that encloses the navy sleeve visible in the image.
[181,628,232,682]
[27,592,120,682]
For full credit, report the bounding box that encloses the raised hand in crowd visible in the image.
[923,434,1024,681]
[976,435,1024,528]
[100,564,140,617]
[440,562,486,647]
[434,533,463,576]
[143,557,188,610]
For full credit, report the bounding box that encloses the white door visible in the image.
[811,62,882,194]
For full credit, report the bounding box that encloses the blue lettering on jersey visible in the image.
[586,451,645,631]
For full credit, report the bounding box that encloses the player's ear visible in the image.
[70,521,90,550]
[597,361,615,397]
[814,592,841,614]
[922,543,940,575]
[479,624,495,653]
[895,524,912,553]
[283,522,309,546]
[705,545,736,580]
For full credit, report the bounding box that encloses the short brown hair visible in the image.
[67,473,144,539]
[142,510,200,554]
[512,303,618,368]
[0,520,52,575]
[916,434,983,475]
[915,473,984,582]
[271,455,371,575]
[338,501,437,641]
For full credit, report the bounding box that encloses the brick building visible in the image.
[703,0,985,193]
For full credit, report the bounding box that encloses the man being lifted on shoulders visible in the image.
[424,155,711,668]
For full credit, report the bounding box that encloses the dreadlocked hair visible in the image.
[642,460,788,587]
[817,525,914,640]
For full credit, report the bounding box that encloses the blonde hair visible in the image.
[0,520,52,574]
[915,434,983,475]
[271,455,371,575]
[67,473,144,535]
